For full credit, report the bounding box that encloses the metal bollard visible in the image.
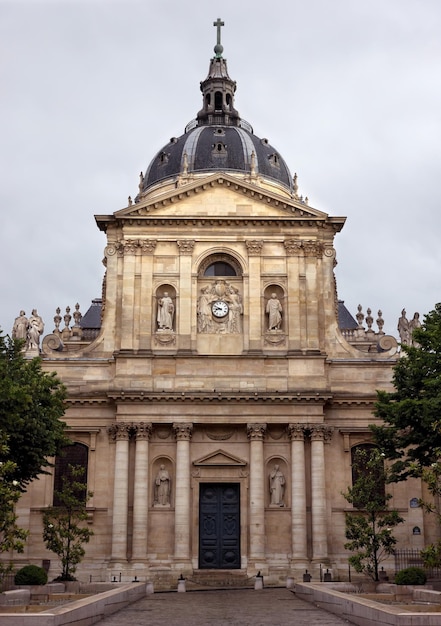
[177,574,186,592]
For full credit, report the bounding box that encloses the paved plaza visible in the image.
[97,587,352,625]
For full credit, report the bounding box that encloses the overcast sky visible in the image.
[1,0,440,339]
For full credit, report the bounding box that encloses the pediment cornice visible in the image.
[193,449,247,467]
[95,174,345,233]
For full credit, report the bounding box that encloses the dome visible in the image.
[141,125,293,194]
[136,20,293,200]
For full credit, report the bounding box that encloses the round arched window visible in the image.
[204,262,237,277]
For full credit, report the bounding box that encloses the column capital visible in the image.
[247,423,267,441]
[302,240,324,258]
[134,422,152,440]
[173,422,193,440]
[107,422,133,441]
[245,239,263,255]
[176,240,195,255]
[309,424,333,442]
[139,239,157,255]
[284,239,302,256]
[288,423,307,441]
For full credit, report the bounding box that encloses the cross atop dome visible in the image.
[213,18,224,58]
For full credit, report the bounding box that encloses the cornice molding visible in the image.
[105,390,333,404]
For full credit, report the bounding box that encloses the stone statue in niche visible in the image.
[269,464,285,507]
[197,280,243,335]
[12,310,28,340]
[397,309,410,344]
[266,293,283,331]
[154,464,171,506]
[157,292,175,331]
[26,309,44,350]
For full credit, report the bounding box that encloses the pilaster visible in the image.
[246,240,263,351]
[177,240,195,351]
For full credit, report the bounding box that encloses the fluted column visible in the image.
[247,423,267,562]
[109,422,132,561]
[173,422,193,560]
[132,422,152,560]
[310,424,333,561]
[288,423,308,562]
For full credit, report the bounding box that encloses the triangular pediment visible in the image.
[110,173,330,222]
[193,448,247,467]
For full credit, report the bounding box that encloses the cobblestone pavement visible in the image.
[97,587,353,625]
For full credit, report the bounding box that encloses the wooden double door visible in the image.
[199,483,241,569]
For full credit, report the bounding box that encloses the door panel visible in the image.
[199,483,240,569]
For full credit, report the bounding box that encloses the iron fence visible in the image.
[395,548,441,579]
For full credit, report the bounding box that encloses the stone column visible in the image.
[310,424,333,562]
[132,422,152,560]
[109,422,132,561]
[288,423,308,563]
[247,423,267,563]
[173,422,193,561]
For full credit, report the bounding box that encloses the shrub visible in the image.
[14,564,48,586]
[394,566,427,585]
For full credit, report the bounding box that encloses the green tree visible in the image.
[42,464,93,581]
[0,331,68,488]
[0,435,28,583]
[343,447,404,581]
[371,303,441,481]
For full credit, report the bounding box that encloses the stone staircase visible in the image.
[185,570,253,590]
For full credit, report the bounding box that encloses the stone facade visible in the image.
[9,27,436,588]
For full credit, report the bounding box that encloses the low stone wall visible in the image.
[294,581,441,626]
[0,582,145,626]
[0,589,31,606]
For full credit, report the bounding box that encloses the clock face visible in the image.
[211,300,229,318]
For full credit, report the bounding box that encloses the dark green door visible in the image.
[199,483,240,569]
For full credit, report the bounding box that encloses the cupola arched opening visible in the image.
[214,91,223,111]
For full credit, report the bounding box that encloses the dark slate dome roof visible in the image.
[136,22,293,199]
[142,125,293,193]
